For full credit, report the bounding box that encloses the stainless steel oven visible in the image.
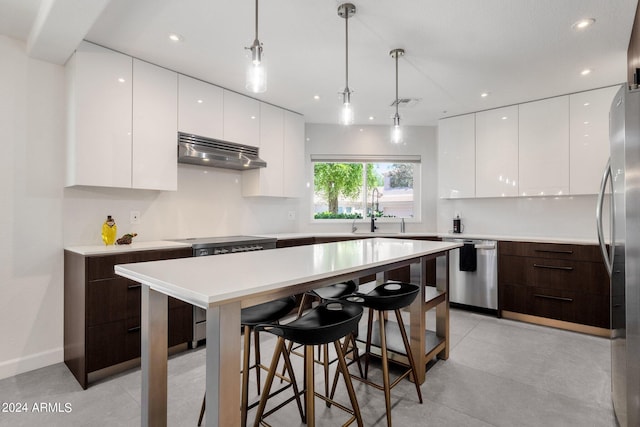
[168,235,277,346]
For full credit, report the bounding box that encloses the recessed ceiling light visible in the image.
[313,95,320,100]
[584,102,590,106]
[368,116,374,121]
[481,92,489,98]
[117,77,125,83]
[572,18,595,30]
[584,121,590,125]
[169,33,184,42]
[197,99,203,104]
[501,116,508,120]
[581,68,592,76]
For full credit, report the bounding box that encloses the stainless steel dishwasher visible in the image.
[443,238,498,311]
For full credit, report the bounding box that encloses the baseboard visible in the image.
[0,347,63,381]
[502,311,611,338]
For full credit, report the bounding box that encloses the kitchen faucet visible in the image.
[370,187,380,232]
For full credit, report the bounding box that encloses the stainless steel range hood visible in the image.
[178,132,266,170]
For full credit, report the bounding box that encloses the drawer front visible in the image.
[500,255,608,294]
[499,241,603,262]
[87,278,142,326]
[87,318,141,372]
[87,248,193,280]
[528,287,609,328]
[501,285,610,328]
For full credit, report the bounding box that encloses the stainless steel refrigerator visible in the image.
[597,84,640,427]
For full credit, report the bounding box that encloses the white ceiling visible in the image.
[1,0,637,125]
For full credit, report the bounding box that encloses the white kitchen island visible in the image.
[115,237,461,427]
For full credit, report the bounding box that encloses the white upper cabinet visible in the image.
[569,86,619,195]
[178,75,223,139]
[518,96,570,196]
[438,114,475,198]
[66,41,132,188]
[242,105,305,198]
[283,111,305,198]
[475,106,519,197]
[223,90,260,146]
[132,60,178,191]
[242,103,284,197]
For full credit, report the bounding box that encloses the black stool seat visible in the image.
[241,296,296,326]
[334,282,423,426]
[346,282,419,311]
[198,295,300,427]
[257,301,363,345]
[254,301,365,426]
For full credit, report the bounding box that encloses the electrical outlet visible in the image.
[287,211,296,220]
[130,210,141,224]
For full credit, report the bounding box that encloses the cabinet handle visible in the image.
[128,284,141,290]
[533,294,573,302]
[127,326,141,333]
[534,249,574,255]
[533,264,574,271]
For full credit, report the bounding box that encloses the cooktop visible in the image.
[168,235,276,248]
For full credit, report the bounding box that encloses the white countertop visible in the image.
[64,240,191,256]
[114,237,461,309]
[259,232,599,245]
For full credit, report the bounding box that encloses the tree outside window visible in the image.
[313,162,416,220]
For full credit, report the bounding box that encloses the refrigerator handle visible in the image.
[596,158,613,276]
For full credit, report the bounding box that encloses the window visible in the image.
[312,156,420,221]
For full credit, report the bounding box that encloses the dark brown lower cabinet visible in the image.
[64,247,193,389]
[499,241,610,333]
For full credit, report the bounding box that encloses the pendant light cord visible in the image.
[395,51,399,116]
[345,12,349,91]
[254,0,259,42]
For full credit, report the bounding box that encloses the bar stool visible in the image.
[334,282,423,426]
[198,296,303,427]
[254,301,364,427]
[284,281,360,397]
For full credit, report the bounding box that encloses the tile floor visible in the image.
[0,308,616,426]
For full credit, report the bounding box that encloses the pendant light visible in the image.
[246,0,266,93]
[338,3,356,125]
[390,48,404,144]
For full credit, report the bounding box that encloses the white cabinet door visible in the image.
[178,75,223,139]
[518,96,569,196]
[569,86,619,195]
[438,114,475,198]
[475,105,519,197]
[132,60,178,191]
[66,41,132,188]
[283,111,305,198]
[242,103,283,196]
[223,90,260,146]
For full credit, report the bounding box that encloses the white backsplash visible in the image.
[63,164,301,246]
[437,194,610,240]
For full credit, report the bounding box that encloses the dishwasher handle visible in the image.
[474,243,496,250]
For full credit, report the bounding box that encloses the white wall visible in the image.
[0,36,300,380]
[300,123,438,234]
[0,36,65,379]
